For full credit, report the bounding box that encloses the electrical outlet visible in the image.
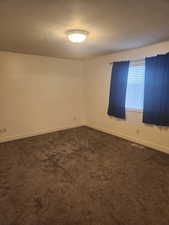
[0,128,7,134]
[136,129,140,135]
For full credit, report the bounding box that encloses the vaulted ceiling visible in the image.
[0,0,169,59]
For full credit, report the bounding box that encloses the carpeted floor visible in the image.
[0,126,169,225]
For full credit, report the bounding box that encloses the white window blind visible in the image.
[125,60,145,111]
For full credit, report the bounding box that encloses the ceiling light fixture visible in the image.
[66,29,89,43]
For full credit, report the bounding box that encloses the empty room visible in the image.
[1,1,169,225]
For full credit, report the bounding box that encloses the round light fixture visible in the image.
[66,29,89,43]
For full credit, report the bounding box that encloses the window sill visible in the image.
[126,108,143,113]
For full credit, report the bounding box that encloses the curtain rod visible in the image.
[109,58,145,65]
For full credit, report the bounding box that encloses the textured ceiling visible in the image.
[0,0,169,59]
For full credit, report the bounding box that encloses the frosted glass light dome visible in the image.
[67,30,89,43]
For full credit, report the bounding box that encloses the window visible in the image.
[125,60,145,111]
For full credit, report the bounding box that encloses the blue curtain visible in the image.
[143,53,169,126]
[108,61,129,119]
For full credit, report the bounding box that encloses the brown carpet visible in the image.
[0,126,169,225]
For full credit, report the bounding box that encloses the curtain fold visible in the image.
[143,53,169,126]
[108,61,129,119]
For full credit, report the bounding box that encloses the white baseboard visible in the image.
[86,122,169,155]
[1,121,169,155]
[0,122,85,144]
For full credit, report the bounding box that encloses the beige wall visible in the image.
[84,41,169,154]
[0,51,86,142]
[1,41,169,154]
